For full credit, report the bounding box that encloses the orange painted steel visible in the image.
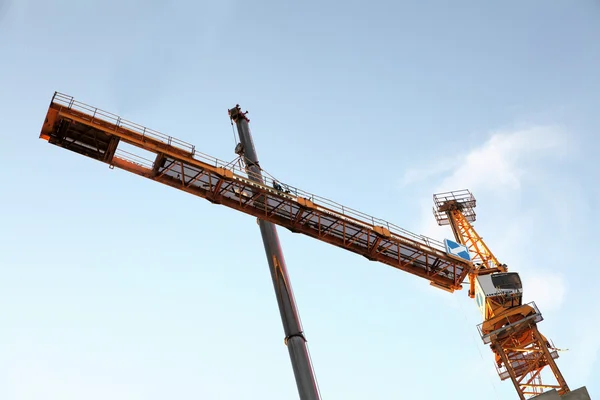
[39,92,471,293]
[434,190,570,399]
[488,318,569,398]
[434,190,507,299]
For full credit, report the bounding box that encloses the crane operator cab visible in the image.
[476,271,543,340]
[474,272,523,319]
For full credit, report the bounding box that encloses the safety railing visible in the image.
[52,92,196,155]
[215,161,449,254]
[494,347,558,381]
[114,148,154,169]
[52,92,452,256]
[476,302,543,344]
[432,189,477,225]
[433,189,476,209]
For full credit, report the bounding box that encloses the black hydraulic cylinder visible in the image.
[228,105,321,400]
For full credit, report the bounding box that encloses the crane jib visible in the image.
[39,93,471,293]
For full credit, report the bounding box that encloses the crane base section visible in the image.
[532,387,591,400]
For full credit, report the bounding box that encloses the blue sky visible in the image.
[1,1,599,399]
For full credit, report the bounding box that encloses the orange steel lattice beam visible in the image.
[487,319,569,399]
[433,190,501,267]
[435,191,570,399]
[39,92,471,293]
[434,190,507,298]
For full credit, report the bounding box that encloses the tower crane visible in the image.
[38,92,589,400]
[433,191,570,398]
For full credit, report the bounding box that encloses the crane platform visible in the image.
[39,92,472,292]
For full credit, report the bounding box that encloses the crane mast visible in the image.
[37,92,588,399]
[433,190,569,399]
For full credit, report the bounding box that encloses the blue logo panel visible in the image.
[444,239,471,262]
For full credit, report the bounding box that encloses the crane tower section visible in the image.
[434,190,569,399]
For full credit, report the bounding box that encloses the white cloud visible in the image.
[401,125,569,193]
[572,311,600,384]
[404,125,571,309]
[401,123,600,386]
[519,270,566,312]
[399,155,462,187]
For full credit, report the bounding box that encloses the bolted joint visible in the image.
[284,332,307,346]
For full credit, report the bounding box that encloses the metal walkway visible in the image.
[39,92,472,292]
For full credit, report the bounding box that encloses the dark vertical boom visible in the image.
[228,106,321,400]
